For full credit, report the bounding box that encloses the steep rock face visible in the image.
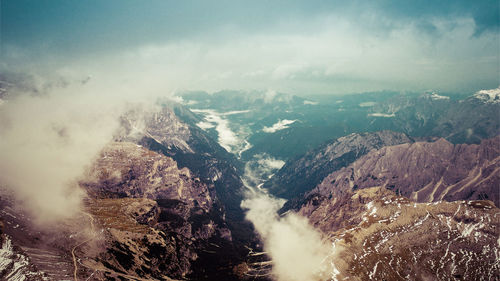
[0,139,244,281]
[115,105,251,244]
[83,197,188,280]
[299,187,500,280]
[310,136,499,207]
[83,142,217,214]
[264,131,412,200]
[80,142,238,279]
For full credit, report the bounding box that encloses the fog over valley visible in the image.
[0,1,499,280]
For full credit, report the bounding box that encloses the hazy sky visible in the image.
[1,0,499,94]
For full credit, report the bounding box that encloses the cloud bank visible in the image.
[2,2,498,95]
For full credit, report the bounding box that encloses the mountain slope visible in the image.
[80,141,242,280]
[299,187,500,280]
[114,104,252,244]
[264,131,413,200]
[308,136,500,207]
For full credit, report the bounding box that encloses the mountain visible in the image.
[298,187,499,280]
[80,142,240,280]
[114,104,252,244]
[0,140,245,280]
[370,89,500,144]
[1,83,499,280]
[177,89,500,165]
[0,232,49,280]
[263,131,413,200]
[304,136,499,208]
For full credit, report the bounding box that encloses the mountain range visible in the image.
[0,85,498,280]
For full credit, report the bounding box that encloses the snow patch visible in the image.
[0,236,48,280]
[474,87,500,104]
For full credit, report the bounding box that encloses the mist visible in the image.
[241,192,333,281]
[0,74,155,224]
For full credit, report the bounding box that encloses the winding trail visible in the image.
[72,212,95,281]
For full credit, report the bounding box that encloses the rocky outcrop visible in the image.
[264,131,412,200]
[308,136,499,207]
[115,105,252,244]
[299,187,500,280]
[79,142,239,280]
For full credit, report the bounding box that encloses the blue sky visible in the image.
[1,0,499,94]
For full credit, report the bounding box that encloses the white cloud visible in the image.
[263,119,297,133]
[242,153,285,189]
[0,80,124,224]
[191,109,251,155]
[221,110,251,116]
[241,193,332,281]
[8,15,497,95]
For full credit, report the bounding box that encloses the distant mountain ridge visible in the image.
[263,131,413,200]
[301,136,500,211]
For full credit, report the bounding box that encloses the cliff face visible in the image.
[264,131,412,200]
[309,136,499,207]
[299,187,499,280]
[0,140,242,281]
[287,135,500,280]
[78,141,238,280]
[115,105,251,243]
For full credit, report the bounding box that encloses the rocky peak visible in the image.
[264,131,413,200]
[310,136,500,207]
[115,105,193,153]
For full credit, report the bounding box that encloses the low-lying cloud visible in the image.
[263,119,297,133]
[191,108,251,155]
[241,193,332,281]
[242,153,285,189]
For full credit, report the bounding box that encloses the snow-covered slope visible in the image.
[474,87,500,104]
[299,187,500,280]
[0,235,48,281]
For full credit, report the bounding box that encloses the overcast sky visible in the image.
[1,0,499,94]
